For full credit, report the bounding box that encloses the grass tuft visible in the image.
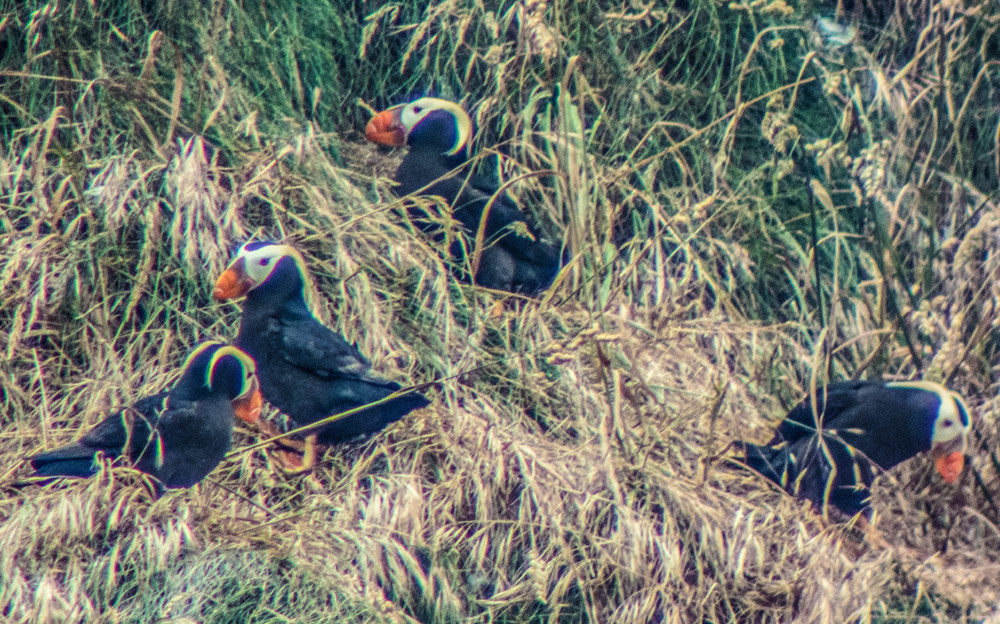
[2,0,1000,621]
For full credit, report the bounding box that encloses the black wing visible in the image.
[29,393,165,479]
[400,160,562,294]
[278,316,390,385]
[742,434,877,518]
[774,381,877,444]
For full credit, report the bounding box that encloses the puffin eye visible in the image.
[413,106,422,113]
[259,258,270,266]
[942,419,954,427]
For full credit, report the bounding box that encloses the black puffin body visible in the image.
[741,380,972,518]
[366,97,562,296]
[214,242,429,470]
[27,342,259,495]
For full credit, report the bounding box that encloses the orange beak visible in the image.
[232,383,263,425]
[931,445,965,483]
[213,258,253,301]
[365,105,407,147]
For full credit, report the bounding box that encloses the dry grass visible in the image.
[2,0,1000,622]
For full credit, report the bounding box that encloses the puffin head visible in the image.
[365,97,472,157]
[888,380,972,483]
[927,385,972,483]
[213,241,310,301]
[180,341,262,424]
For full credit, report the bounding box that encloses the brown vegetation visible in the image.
[1,0,999,622]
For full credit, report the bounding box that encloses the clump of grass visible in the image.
[2,0,1000,621]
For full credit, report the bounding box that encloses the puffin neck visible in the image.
[438,145,469,169]
[406,141,468,166]
[854,389,940,470]
[910,389,942,453]
[397,145,469,195]
[244,256,313,317]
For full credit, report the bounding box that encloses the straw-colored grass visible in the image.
[2,0,1000,621]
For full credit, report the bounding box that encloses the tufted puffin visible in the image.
[740,380,972,518]
[365,96,563,296]
[26,342,260,496]
[213,242,430,471]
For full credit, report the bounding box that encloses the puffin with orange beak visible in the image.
[365,96,563,296]
[740,380,971,519]
[24,341,260,496]
[214,242,430,472]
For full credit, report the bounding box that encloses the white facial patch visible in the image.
[235,243,302,287]
[931,390,972,448]
[400,97,472,156]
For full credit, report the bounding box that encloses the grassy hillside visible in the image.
[2,0,999,621]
